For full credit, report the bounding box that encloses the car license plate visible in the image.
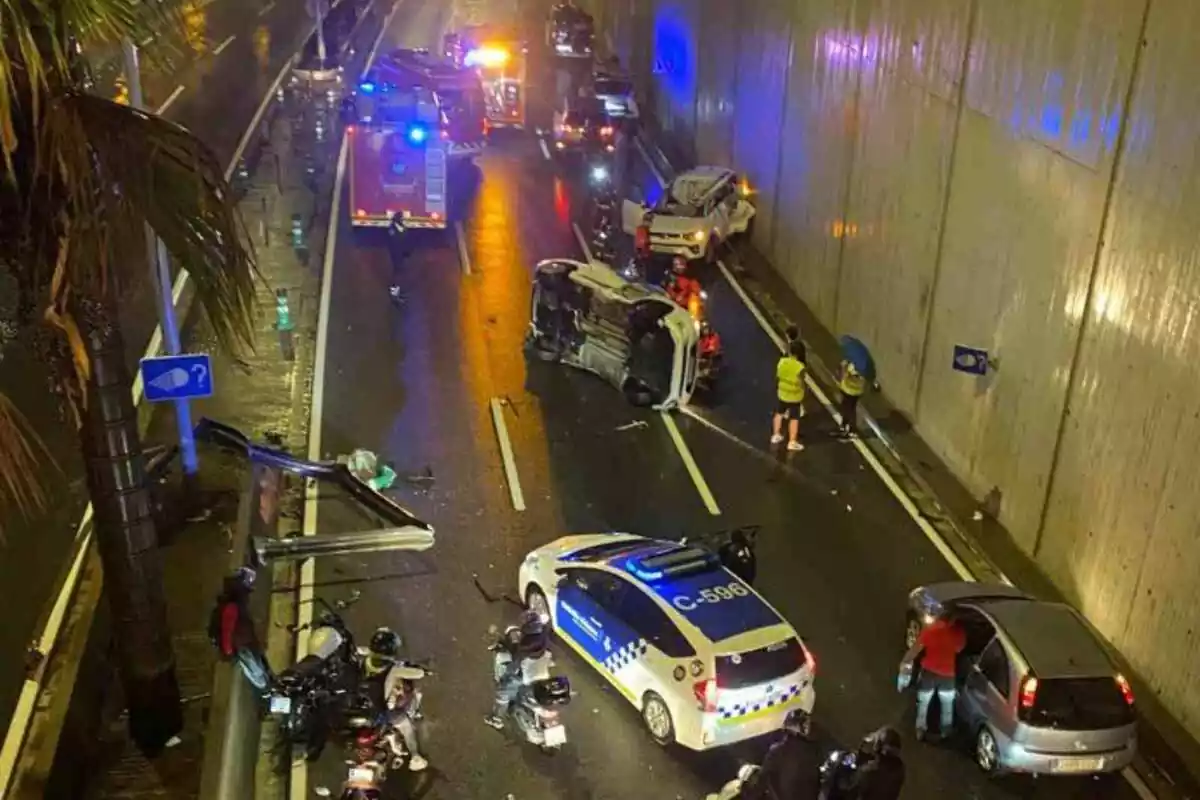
[543,725,567,747]
[1054,757,1103,774]
[269,695,291,715]
[347,766,375,783]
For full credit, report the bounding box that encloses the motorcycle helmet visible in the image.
[783,708,812,736]
[369,627,401,659]
[232,566,257,590]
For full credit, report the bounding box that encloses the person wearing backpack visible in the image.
[209,567,272,690]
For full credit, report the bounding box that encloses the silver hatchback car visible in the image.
[901,582,1137,776]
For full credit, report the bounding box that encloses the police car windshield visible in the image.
[717,638,805,690]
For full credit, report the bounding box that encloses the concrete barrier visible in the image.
[198,461,281,800]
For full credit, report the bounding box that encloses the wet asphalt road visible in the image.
[299,1,1142,798]
[0,0,316,737]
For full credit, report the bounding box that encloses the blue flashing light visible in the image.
[626,560,663,581]
[407,124,428,144]
[359,81,375,94]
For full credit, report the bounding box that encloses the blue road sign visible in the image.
[952,345,989,376]
[140,354,214,402]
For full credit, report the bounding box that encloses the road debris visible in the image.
[615,420,649,432]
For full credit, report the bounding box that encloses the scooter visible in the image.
[490,639,571,753]
[817,748,860,800]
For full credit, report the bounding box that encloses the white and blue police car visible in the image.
[518,533,816,750]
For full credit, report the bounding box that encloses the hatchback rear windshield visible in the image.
[1028,677,1135,731]
[595,79,632,97]
[717,638,804,690]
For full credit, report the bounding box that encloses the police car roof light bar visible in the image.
[627,544,719,580]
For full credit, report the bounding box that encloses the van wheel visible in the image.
[642,692,675,746]
[525,585,549,619]
[904,613,922,650]
[975,726,1000,774]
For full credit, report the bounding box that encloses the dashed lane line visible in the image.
[661,412,721,516]
[491,399,527,511]
[455,221,471,275]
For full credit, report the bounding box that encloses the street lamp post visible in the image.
[120,40,199,478]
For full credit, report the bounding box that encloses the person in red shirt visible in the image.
[903,616,966,740]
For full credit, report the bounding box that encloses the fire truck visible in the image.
[345,72,447,231]
[442,26,528,129]
[386,48,487,159]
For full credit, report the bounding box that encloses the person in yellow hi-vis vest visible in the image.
[836,359,867,439]
[771,340,807,452]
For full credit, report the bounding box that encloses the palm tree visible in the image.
[0,0,258,753]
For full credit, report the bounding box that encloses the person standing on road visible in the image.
[771,340,807,452]
[785,324,800,347]
[209,566,272,691]
[835,358,867,440]
[900,615,966,741]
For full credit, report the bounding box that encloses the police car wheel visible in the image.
[641,692,675,745]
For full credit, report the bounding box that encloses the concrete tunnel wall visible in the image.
[583,0,1200,740]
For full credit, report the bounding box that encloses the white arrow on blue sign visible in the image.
[140,354,214,402]
[952,344,989,376]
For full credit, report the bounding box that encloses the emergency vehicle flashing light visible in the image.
[360,81,375,94]
[407,123,428,144]
[625,545,720,582]
[465,46,509,68]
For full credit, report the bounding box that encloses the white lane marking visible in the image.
[713,258,973,578]
[571,221,592,262]
[538,137,551,160]
[643,124,1159,796]
[155,84,185,115]
[212,34,236,57]
[0,30,303,799]
[290,133,348,800]
[634,136,666,188]
[292,3,400,791]
[454,221,471,275]
[490,399,526,511]
[258,0,276,16]
[661,411,721,516]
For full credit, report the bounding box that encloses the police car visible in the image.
[518,533,816,750]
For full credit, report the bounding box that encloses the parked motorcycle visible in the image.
[817,748,860,800]
[489,633,571,753]
[268,598,363,760]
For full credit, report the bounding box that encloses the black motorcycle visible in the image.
[269,597,363,760]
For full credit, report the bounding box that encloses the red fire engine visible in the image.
[346,70,447,231]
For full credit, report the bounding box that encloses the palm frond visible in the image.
[1,0,189,173]
[40,91,258,355]
[0,392,59,542]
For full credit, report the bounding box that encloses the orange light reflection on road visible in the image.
[553,177,570,225]
[458,159,558,546]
